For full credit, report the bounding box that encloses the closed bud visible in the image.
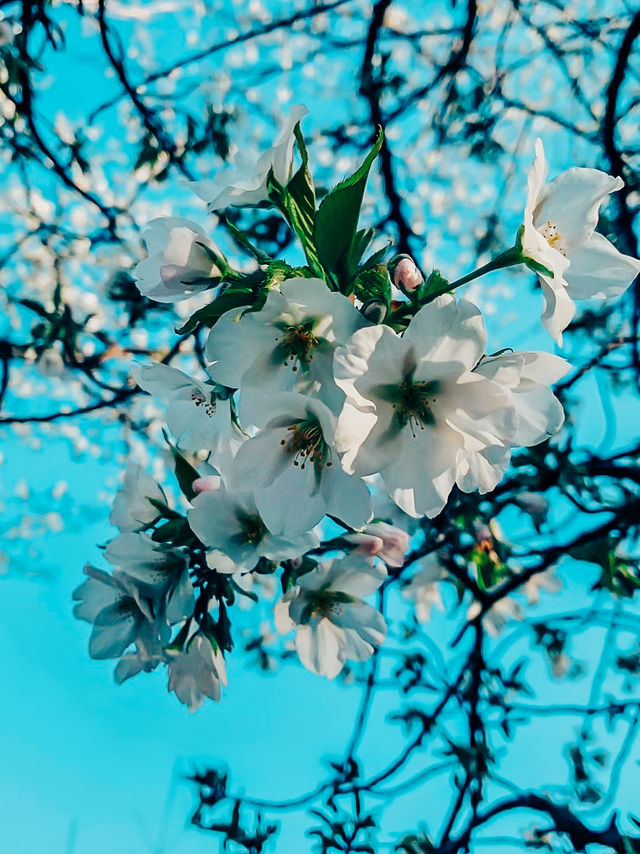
[192,475,223,494]
[360,298,389,324]
[345,522,410,567]
[390,255,424,294]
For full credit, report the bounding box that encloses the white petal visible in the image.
[332,600,387,648]
[535,167,624,244]
[321,464,372,530]
[404,295,486,372]
[539,273,576,345]
[294,621,345,679]
[329,555,387,597]
[564,231,640,300]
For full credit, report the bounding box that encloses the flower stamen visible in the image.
[538,220,568,257]
[280,417,332,473]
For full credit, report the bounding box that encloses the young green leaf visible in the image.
[313,127,383,284]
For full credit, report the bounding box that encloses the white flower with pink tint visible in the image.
[134,217,220,302]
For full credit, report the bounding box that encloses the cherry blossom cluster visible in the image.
[74,106,640,710]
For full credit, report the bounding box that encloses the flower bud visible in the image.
[360,298,388,324]
[192,475,222,494]
[391,255,423,294]
[346,521,410,567]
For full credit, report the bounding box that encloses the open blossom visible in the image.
[231,392,372,536]
[205,277,367,419]
[468,596,523,637]
[72,563,189,680]
[345,521,410,567]
[188,486,318,572]
[335,295,522,518]
[403,555,446,623]
[133,362,244,466]
[275,555,387,679]
[133,217,221,302]
[109,463,166,533]
[521,139,640,343]
[105,532,189,591]
[167,633,228,711]
[191,104,307,211]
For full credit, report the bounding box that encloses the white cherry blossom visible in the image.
[167,633,228,711]
[521,139,640,343]
[334,295,519,518]
[467,596,523,637]
[191,104,307,211]
[230,392,372,536]
[109,463,166,533]
[188,487,318,572]
[133,362,244,465]
[133,217,221,302]
[403,555,446,623]
[275,555,387,679]
[73,565,170,666]
[205,277,367,418]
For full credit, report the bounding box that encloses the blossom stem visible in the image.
[447,246,523,292]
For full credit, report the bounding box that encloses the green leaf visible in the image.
[416,269,451,306]
[163,431,199,501]
[223,217,274,265]
[147,497,182,520]
[151,518,189,543]
[342,227,375,284]
[175,283,255,335]
[313,127,384,285]
[268,165,324,277]
[352,264,391,306]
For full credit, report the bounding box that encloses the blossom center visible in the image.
[191,389,217,417]
[375,375,439,437]
[307,586,351,620]
[237,512,266,545]
[279,416,333,473]
[275,321,320,372]
[538,220,568,257]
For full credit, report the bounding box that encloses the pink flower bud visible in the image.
[348,533,385,558]
[192,475,222,494]
[347,522,410,567]
[393,257,423,293]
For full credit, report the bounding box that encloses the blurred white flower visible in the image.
[467,596,523,636]
[523,568,561,605]
[191,104,307,210]
[403,555,446,622]
[275,555,386,679]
